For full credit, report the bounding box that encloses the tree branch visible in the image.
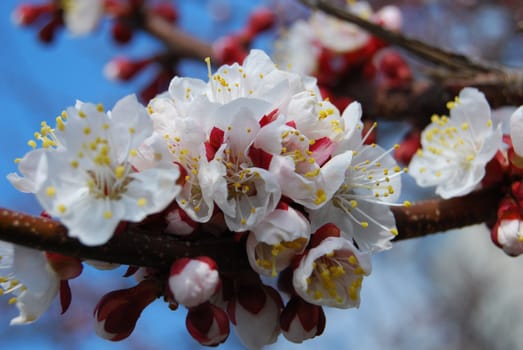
[298,0,500,74]
[140,11,214,61]
[0,186,503,271]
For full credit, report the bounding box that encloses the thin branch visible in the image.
[298,0,501,74]
[0,186,503,271]
[141,11,214,61]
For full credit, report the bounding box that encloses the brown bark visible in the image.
[0,186,503,272]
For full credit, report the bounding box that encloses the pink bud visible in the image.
[169,257,220,308]
[186,303,230,346]
[228,284,283,349]
[104,57,151,81]
[244,7,275,40]
[212,35,247,65]
[94,280,160,341]
[12,3,55,26]
[280,296,326,343]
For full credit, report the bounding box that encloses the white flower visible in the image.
[246,203,310,276]
[274,2,402,76]
[293,235,371,308]
[305,104,404,252]
[254,114,353,209]
[510,106,523,157]
[147,50,316,225]
[201,99,281,231]
[309,3,372,53]
[0,241,59,325]
[409,87,502,199]
[34,95,181,245]
[168,257,220,308]
[204,49,313,107]
[62,0,104,36]
[308,142,404,252]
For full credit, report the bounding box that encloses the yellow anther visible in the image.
[314,189,327,205]
[78,111,86,118]
[360,221,369,228]
[8,297,17,305]
[83,127,91,135]
[96,103,104,112]
[58,204,67,213]
[46,186,56,197]
[130,149,138,157]
[129,127,135,134]
[403,200,412,207]
[390,228,398,236]
[56,117,66,131]
[103,211,113,219]
[348,255,357,265]
[350,200,358,208]
[28,140,37,149]
[137,198,147,207]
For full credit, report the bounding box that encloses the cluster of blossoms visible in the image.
[5,50,407,348]
[274,0,409,105]
[408,87,523,257]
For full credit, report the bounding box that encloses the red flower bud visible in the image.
[244,7,274,40]
[12,3,55,26]
[111,20,133,44]
[394,130,421,165]
[186,303,230,346]
[93,280,160,341]
[280,296,326,343]
[104,57,152,81]
[212,35,247,65]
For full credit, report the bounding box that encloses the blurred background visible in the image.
[1,0,523,349]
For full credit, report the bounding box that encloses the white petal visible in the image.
[511,106,523,156]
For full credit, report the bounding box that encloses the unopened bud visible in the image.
[93,280,160,341]
[111,20,133,44]
[169,257,220,308]
[244,7,274,40]
[186,303,230,346]
[228,283,282,349]
[394,130,421,165]
[212,35,247,65]
[280,295,326,343]
[104,57,151,81]
[12,3,55,26]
